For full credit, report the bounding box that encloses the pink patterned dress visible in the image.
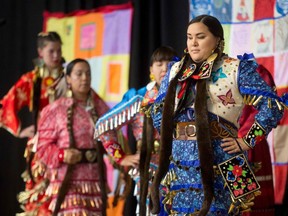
[36,92,124,216]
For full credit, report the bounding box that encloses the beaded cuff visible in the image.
[243,121,266,148]
[104,141,125,164]
[58,149,65,163]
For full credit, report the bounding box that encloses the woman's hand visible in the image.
[63,148,82,164]
[120,153,140,167]
[19,125,35,138]
[221,137,251,154]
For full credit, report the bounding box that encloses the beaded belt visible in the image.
[174,120,238,140]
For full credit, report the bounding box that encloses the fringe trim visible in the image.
[49,195,102,213]
[94,95,143,138]
[46,181,101,196]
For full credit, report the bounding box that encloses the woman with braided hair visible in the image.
[35,58,139,215]
[149,15,284,215]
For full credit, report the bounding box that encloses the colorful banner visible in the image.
[43,3,133,107]
[190,0,288,204]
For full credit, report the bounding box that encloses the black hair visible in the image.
[66,58,90,76]
[149,46,178,66]
[37,31,62,49]
[188,15,224,40]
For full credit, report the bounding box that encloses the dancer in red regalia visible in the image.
[0,32,66,215]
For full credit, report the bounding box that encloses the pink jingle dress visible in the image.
[36,92,125,216]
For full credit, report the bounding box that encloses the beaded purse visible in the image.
[218,152,260,200]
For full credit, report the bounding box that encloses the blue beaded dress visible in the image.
[151,54,283,216]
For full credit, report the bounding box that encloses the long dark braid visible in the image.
[194,79,214,215]
[150,55,189,214]
[32,76,42,133]
[139,115,154,215]
[95,139,107,216]
[91,99,107,216]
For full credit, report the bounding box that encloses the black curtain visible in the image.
[0,0,189,215]
[129,0,189,89]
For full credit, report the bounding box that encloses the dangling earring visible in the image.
[66,84,73,98]
[184,48,189,54]
[150,74,155,81]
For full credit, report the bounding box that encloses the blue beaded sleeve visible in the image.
[238,60,283,134]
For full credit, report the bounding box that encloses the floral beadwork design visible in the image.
[243,121,266,148]
[218,154,260,199]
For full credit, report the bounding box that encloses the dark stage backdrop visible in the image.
[0,0,189,215]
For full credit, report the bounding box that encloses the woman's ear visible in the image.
[37,47,43,58]
[150,65,153,74]
[66,76,71,86]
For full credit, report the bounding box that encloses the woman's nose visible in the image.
[162,64,168,71]
[53,51,60,59]
[82,74,88,80]
[192,38,198,46]
[82,73,90,80]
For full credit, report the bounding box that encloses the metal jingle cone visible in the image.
[268,98,272,108]
[162,195,170,204]
[161,173,169,186]
[166,172,171,185]
[239,199,250,210]
[228,202,236,214]
[170,169,177,181]
[249,95,257,105]
[252,95,263,106]
[168,170,173,182]
[166,197,173,205]
[275,99,282,110]
[246,95,252,105]
[254,190,261,197]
